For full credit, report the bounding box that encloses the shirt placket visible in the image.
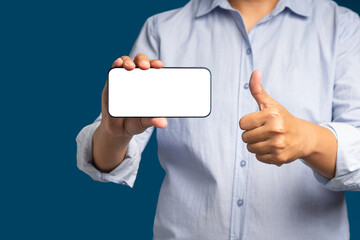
[229,10,256,240]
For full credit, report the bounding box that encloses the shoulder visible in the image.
[306,0,360,46]
[144,0,197,36]
[310,0,360,30]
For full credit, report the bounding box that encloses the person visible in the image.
[76,0,360,239]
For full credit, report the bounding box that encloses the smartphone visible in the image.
[107,67,212,117]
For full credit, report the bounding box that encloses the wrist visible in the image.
[298,119,319,159]
[297,121,337,179]
[93,121,132,172]
[97,121,132,147]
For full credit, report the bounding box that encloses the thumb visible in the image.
[249,70,276,110]
[140,118,168,129]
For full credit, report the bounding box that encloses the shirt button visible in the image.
[240,160,246,167]
[237,199,244,207]
[243,83,249,89]
[246,48,252,55]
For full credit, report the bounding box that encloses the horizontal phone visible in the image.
[108,67,212,117]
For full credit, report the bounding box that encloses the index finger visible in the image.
[112,58,124,67]
[239,110,266,130]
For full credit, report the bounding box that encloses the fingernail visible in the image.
[141,60,150,68]
[125,61,135,68]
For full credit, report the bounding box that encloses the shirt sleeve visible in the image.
[312,8,360,192]
[76,117,155,187]
[76,16,160,187]
[129,15,159,60]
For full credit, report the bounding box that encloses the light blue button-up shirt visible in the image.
[76,0,360,239]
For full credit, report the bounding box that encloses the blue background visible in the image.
[1,0,359,239]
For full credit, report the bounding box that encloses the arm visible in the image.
[293,119,337,179]
[239,71,336,179]
[76,17,166,186]
[92,55,167,173]
[240,62,360,190]
[240,9,360,191]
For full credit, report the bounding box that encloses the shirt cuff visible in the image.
[76,121,141,188]
[312,122,360,191]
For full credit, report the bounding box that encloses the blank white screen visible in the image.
[108,68,211,117]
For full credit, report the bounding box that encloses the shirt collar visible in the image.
[195,0,223,18]
[286,0,312,17]
[195,0,312,18]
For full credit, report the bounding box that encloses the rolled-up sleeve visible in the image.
[76,120,148,187]
[75,16,159,187]
[313,8,360,191]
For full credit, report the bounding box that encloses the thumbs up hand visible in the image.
[239,70,315,166]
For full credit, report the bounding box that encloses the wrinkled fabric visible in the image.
[76,0,360,239]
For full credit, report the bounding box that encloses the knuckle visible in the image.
[246,144,251,152]
[121,55,130,60]
[239,118,246,130]
[135,53,148,60]
[274,153,287,163]
[272,136,286,149]
[246,144,254,153]
[255,154,263,162]
[274,148,283,155]
[267,108,281,119]
[241,132,248,142]
[137,118,151,133]
[134,53,150,68]
[255,154,269,164]
[270,122,285,134]
[137,118,145,130]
